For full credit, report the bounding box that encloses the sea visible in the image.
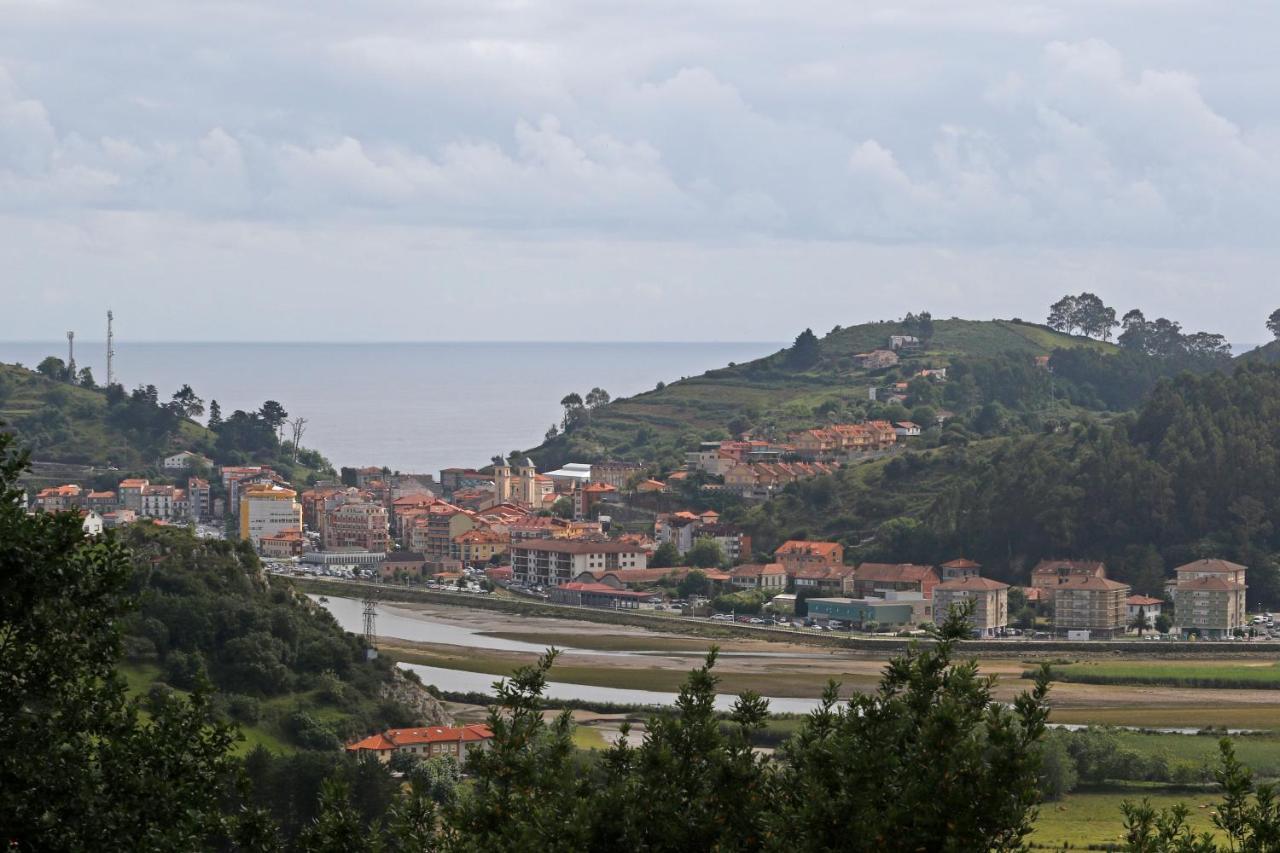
[0,341,778,475]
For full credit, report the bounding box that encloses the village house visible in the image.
[590,461,645,490]
[888,335,921,351]
[635,478,667,494]
[573,481,617,519]
[260,529,305,558]
[894,422,922,438]
[1172,559,1248,639]
[792,564,857,595]
[85,490,118,512]
[933,576,1010,637]
[347,724,494,763]
[854,350,899,370]
[774,540,845,576]
[140,484,184,520]
[1126,595,1164,629]
[728,563,787,592]
[939,558,982,582]
[1052,575,1130,639]
[162,450,211,471]
[550,572,652,609]
[408,505,477,560]
[186,478,211,520]
[118,478,148,513]
[509,539,647,588]
[36,484,83,513]
[846,563,940,600]
[452,527,508,564]
[380,552,428,581]
[80,509,105,536]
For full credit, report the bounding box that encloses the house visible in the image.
[939,558,982,582]
[186,478,211,520]
[854,350,899,370]
[452,527,508,564]
[80,509,104,536]
[346,725,494,763]
[380,552,428,581]
[101,509,137,528]
[888,335,921,352]
[140,484,184,520]
[407,506,476,559]
[85,490,118,512]
[728,563,787,592]
[635,478,667,494]
[1030,559,1107,603]
[1052,575,1130,639]
[774,540,845,575]
[590,461,644,490]
[353,466,385,488]
[847,563,940,600]
[916,368,947,381]
[792,564,857,595]
[162,450,211,471]
[894,422,922,438]
[509,539,648,587]
[933,576,1009,637]
[1172,559,1248,639]
[36,484,83,513]
[260,529,305,558]
[323,501,390,552]
[1126,595,1164,630]
[808,592,931,629]
[574,481,617,519]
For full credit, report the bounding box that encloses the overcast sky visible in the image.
[2,0,1278,343]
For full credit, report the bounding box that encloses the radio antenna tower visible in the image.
[66,331,76,382]
[106,310,115,387]
[362,591,379,660]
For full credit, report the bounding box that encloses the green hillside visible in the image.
[1238,340,1280,365]
[531,318,1115,470]
[0,361,332,484]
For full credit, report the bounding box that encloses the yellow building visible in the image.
[239,485,302,548]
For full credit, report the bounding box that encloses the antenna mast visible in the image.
[66,331,75,382]
[361,591,379,660]
[106,310,115,387]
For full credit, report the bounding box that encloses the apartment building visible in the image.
[846,563,940,600]
[239,485,302,548]
[933,576,1010,637]
[1173,559,1247,639]
[323,501,390,552]
[510,539,647,587]
[1052,575,1130,638]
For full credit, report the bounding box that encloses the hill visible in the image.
[530,318,1116,471]
[0,361,333,485]
[1238,340,1280,365]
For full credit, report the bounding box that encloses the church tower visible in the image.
[494,461,513,503]
[516,457,537,506]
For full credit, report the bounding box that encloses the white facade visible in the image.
[81,510,104,536]
[240,487,302,547]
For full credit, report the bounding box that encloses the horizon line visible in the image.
[0,339,786,346]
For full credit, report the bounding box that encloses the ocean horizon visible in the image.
[0,340,780,475]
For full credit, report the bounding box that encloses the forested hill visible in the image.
[728,362,1280,607]
[1238,340,1280,365]
[530,318,1117,471]
[0,361,333,484]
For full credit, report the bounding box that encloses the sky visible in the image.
[1,0,1278,343]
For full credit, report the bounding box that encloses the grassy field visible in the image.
[1112,732,1280,775]
[479,631,723,654]
[1048,705,1280,731]
[1037,660,1280,690]
[1031,788,1221,850]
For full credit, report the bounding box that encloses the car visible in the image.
[749,617,766,624]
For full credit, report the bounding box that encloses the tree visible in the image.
[207,399,222,429]
[787,328,821,369]
[685,537,726,569]
[259,400,289,434]
[676,568,709,598]
[559,393,585,432]
[37,355,68,380]
[584,387,611,409]
[1074,292,1118,340]
[0,429,255,849]
[544,424,559,441]
[1154,613,1172,634]
[1047,295,1078,333]
[1130,606,1148,634]
[77,367,96,388]
[171,384,205,419]
[1268,308,1280,341]
[650,541,681,569]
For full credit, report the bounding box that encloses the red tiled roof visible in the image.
[1126,595,1163,606]
[1178,576,1245,592]
[1174,559,1247,575]
[941,558,981,569]
[854,563,938,583]
[775,540,842,559]
[1055,575,1129,592]
[348,724,494,752]
[558,582,650,598]
[936,576,1008,592]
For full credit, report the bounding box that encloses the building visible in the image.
[1031,559,1107,603]
[346,725,494,763]
[591,461,644,490]
[888,335,921,351]
[80,509,105,536]
[1052,575,1130,639]
[239,485,302,548]
[728,563,787,592]
[408,506,476,560]
[260,529,305,558]
[1173,559,1248,639]
[85,490,118,512]
[792,564,857,595]
[140,484,184,520]
[635,478,667,494]
[894,422,922,438]
[186,478,211,520]
[939,558,982,582]
[574,481,617,519]
[380,552,428,581]
[933,576,1010,637]
[162,450,211,471]
[774,540,845,575]
[323,501,390,552]
[1126,595,1164,630]
[549,573,651,609]
[808,592,931,629]
[847,563,940,600]
[510,539,648,587]
[36,484,83,513]
[353,466,385,488]
[494,458,543,507]
[452,527,508,564]
[853,350,899,370]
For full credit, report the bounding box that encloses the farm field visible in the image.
[1037,660,1280,690]
[1030,789,1221,850]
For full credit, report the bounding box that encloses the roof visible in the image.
[854,563,938,583]
[512,539,644,555]
[729,562,784,578]
[1054,575,1130,592]
[1126,595,1164,606]
[1031,559,1106,577]
[557,582,650,598]
[1174,558,1248,575]
[347,724,494,752]
[1178,575,1245,592]
[775,540,843,559]
[941,558,981,569]
[936,576,1008,592]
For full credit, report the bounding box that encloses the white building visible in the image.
[509,539,647,587]
[239,485,302,548]
[1126,595,1163,629]
[163,450,211,470]
[81,510,104,536]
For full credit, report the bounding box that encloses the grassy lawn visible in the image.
[571,727,609,751]
[1031,788,1220,850]
[1039,660,1280,690]
[1049,706,1280,731]
[480,631,723,654]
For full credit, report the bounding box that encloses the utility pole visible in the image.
[106,310,115,387]
[361,590,379,660]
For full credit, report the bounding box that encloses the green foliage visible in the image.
[684,536,726,568]
[712,588,769,615]
[787,327,821,369]
[677,568,709,598]
[649,540,680,569]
